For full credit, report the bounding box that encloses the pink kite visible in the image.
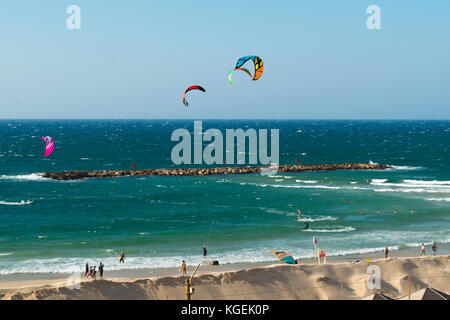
[40,136,54,156]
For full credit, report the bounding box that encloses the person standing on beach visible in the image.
[85,262,89,277]
[99,262,104,279]
[119,251,125,263]
[203,245,207,257]
[181,260,188,276]
[384,246,389,259]
[432,243,437,256]
[421,243,425,256]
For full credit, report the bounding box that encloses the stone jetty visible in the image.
[42,163,391,181]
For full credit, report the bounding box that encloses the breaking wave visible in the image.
[0,173,48,181]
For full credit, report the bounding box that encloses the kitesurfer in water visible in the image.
[303,222,309,230]
[119,251,125,263]
[203,245,207,257]
[297,209,302,221]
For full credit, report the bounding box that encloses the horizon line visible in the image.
[0,118,449,121]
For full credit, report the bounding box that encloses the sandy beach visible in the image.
[1,255,448,300]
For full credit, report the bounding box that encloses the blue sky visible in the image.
[0,0,449,119]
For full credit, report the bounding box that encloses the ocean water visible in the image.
[0,120,449,276]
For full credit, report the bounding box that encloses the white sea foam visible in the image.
[426,197,450,202]
[269,184,342,190]
[295,180,318,184]
[0,253,12,257]
[0,200,32,206]
[261,208,290,215]
[370,179,450,194]
[303,226,356,233]
[0,173,48,181]
[299,216,337,222]
[404,179,450,185]
[326,246,400,257]
[371,179,388,183]
[388,165,424,171]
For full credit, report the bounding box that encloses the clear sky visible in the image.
[0,0,449,119]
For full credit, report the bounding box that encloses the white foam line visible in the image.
[0,173,48,181]
[426,197,450,202]
[0,200,32,206]
[303,226,356,233]
[388,165,424,171]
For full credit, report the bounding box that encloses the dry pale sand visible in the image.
[0,255,448,300]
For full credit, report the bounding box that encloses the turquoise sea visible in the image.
[0,120,449,276]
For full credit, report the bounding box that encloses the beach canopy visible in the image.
[271,251,295,264]
[399,288,449,300]
[362,293,394,300]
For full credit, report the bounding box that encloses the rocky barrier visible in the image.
[42,163,391,181]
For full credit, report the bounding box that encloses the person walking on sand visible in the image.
[119,251,125,263]
[421,243,425,256]
[432,243,437,256]
[181,260,188,277]
[203,245,207,257]
[384,246,389,259]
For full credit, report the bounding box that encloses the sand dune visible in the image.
[1,255,448,300]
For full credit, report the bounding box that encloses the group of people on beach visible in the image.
[85,262,104,279]
[83,250,127,279]
[384,242,438,259]
[421,242,438,256]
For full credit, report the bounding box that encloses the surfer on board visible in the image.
[297,209,302,221]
